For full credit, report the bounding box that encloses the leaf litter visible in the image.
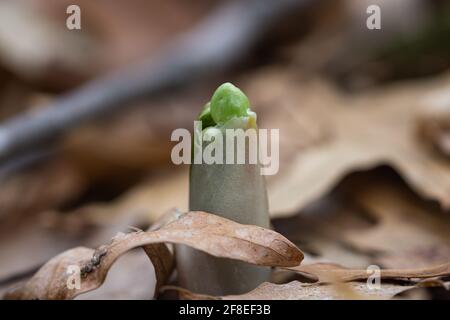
[1,2,450,299]
[3,211,302,299]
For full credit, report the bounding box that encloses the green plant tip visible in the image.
[210,83,249,124]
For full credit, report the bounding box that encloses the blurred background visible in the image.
[0,0,449,299]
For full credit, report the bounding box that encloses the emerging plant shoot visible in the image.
[176,83,271,295]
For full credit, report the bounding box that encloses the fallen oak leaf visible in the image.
[271,192,376,268]
[250,72,450,216]
[417,278,450,291]
[2,229,171,299]
[164,281,413,300]
[340,170,450,268]
[161,285,217,300]
[287,261,450,283]
[4,211,303,300]
[142,243,173,294]
[418,88,450,158]
[0,157,85,224]
[76,249,159,300]
[148,211,303,267]
[144,208,180,293]
[223,282,413,300]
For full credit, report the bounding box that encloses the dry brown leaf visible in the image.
[4,211,302,300]
[161,286,217,300]
[142,243,173,294]
[273,167,450,278]
[0,203,150,285]
[417,278,450,291]
[341,170,450,268]
[271,192,375,268]
[246,71,450,216]
[166,281,413,300]
[0,157,85,223]
[288,261,450,283]
[0,158,88,281]
[0,1,97,89]
[417,89,450,158]
[76,250,157,300]
[224,282,414,300]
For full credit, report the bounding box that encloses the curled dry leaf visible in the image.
[76,250,158,300]
[288,261,450,283]
[142,243,174,295]
[3,237,173,300]
[166,281,414,300]
[4,211,303,300]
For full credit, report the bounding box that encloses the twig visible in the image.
[0,0,312,163]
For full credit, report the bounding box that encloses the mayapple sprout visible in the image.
[210,82,250,124]
[176,82,270,295]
